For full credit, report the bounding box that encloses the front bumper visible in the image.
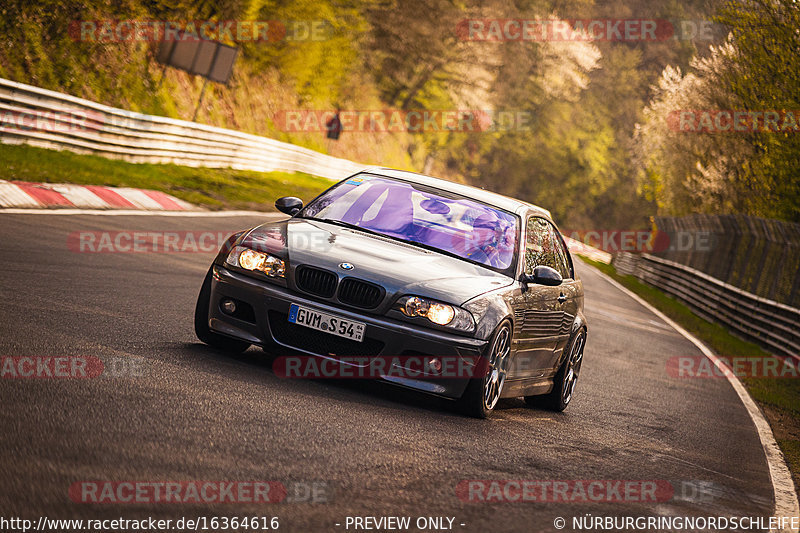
[206,265,488,399]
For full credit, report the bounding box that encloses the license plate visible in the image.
[288,304,365,342]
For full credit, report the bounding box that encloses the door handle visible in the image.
[557,293,567,303]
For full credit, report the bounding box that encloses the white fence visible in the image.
[0,77,363,180]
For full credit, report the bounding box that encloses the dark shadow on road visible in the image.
[174,341,547,420]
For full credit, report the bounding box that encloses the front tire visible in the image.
[460,320,512,418]
[194,267,251,353]
[526,329,585,411]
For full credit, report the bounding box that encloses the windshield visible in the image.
[299,175,519,273]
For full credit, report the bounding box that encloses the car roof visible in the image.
[358,167,552,220]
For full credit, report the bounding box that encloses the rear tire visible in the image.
[194,267,251,353]
[526,329,585,412]
[460,320,512,418]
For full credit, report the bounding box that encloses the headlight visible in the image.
[225,245,285,278]
[396,296,475,332]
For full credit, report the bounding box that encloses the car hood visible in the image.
[240,218,513,305]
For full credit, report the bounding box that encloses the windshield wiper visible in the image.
[313,218,379,235]
[310,217,422,247]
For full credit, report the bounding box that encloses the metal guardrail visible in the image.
[654,214,800,308]
[614,252,800,362]
[0,77,363,181]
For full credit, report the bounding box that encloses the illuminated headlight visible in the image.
[397,296,475,332]
[225,246,285,278]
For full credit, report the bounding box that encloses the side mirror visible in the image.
[521,265,563,287]
[275,196,303,216]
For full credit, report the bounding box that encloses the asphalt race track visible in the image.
[0,212,776,532]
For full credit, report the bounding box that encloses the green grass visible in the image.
[580,256,800,495]
[0,143,333,210]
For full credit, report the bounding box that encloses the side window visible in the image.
[525,217,573,279]
[551,228,573,279]
[524,217,558,274]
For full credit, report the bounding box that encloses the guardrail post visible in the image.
[748,217,769,296]
[790,265,800,308]
[192,79,209,122]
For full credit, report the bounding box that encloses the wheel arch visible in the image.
[559,315,588,369]
[463,287,517,342]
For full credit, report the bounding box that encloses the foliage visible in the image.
[635,0,800,222]
[5,0,797,227]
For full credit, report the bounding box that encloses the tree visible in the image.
[715,0,800,221]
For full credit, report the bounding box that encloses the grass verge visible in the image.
[580,256,800,498]
[0,143,333,210]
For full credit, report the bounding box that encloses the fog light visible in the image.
[221,299,236,314]
[428,357,442,374]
